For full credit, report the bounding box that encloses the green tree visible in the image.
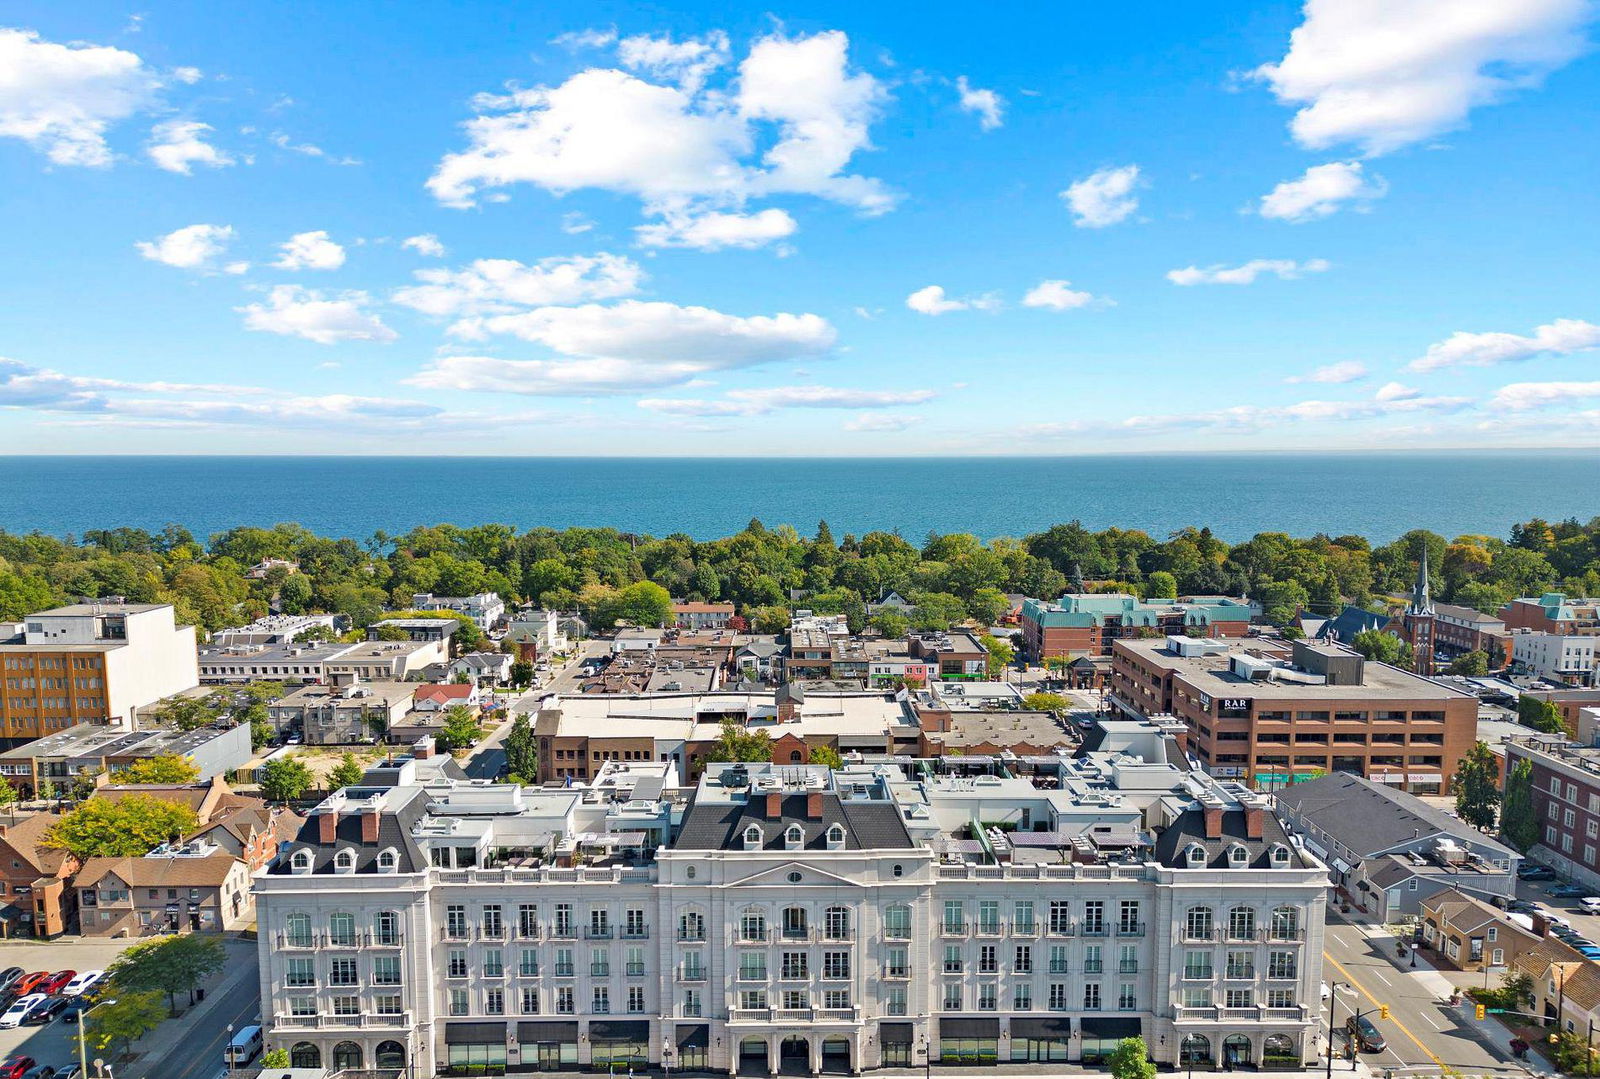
[437,704,484,753]
[1518,695,1569,735]
[808,745,844,770]
[111,754,201,785]
[979,634,1015,679]
[613,580,673,627]
[1447,650,1490,676]
[871,611,909,639]
[751,605,791,634]
[108,933,226,1015]
[0,776,16,810]
[328,752,365,789]
[85,989,167,1058]
[44,795,200,859]
[1501,757,1539,852]
[260,1048,291,1068]
[1107,1037,1156,1079]
[1453,740,1501,831]
[504,711,538,783]
[1145,570,1178,600]
[1351,629,1412,666]
[966,587,1009,626]
[258,757,314,802]
[1022,692,1069,711]
[705,718,773,763]
[509,660,534,688]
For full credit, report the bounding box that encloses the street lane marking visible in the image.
[1325,951,1445,1069]
[1371,969,1392,986]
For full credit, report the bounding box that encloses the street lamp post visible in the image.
[1324,982,1349,1079]
[78,998,117,1079]
[226,1022,235,1074]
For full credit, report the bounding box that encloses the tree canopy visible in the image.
[705,718,773,763]
[1022,692,1069,712]
[108,933,226,1015]
[504,712,538,783]
[111,754,201,785]
[436,704,484,753]
[1501,758,1539,852]
[85,990,167,1058]
[259,756,314,802]
[44,795,200,859]
[1453,740,1500,832]
[328,752,366,789]
[1107,1037,1156,1079]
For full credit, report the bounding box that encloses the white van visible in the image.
[225,1024,263,1066]
[1580,897,1600,915]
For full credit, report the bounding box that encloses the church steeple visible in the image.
[1407,549,1435,617]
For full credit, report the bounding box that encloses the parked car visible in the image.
[18,1066,56,1079]
[0,997,44,1029]
[10,974,48,996]
[58,997,111,1025]
[23,999,67,1025]
[0,1059,36,1079]
[0,971,22,996]
[58,972,102,998]
[1347,1013,1388,1053]
[1580,898,1600,915]
[53,1066,83,1079]
[1577,946,1600,961]
[1550,884,1588,898]
[1568,937,1600,950]
[1519,864,1557,880]
[1508,900,1541,915]
[34,972,73,997]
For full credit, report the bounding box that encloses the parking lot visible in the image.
[0,937,140,1073]
[1513,871,1600,944]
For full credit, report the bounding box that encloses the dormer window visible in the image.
[825,824,846,850]
[1228,845,1249,865]
[290,849,312,874]
[785,825,805,850]
[1185,844,1207,867]
[1268,844,1290,866]
[377,848,398,873]
[334,848,356,873]
[743,825,763,851]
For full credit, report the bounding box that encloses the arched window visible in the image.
[740,908,767,942]
[825,824,846,849]
[1269,844,1290,865]
[678,910,705,942]
[1185,906,1213,940]
[1223,1035,1253,1066]
[1185,844,1207,866]
[1180,1034,1212,1067]
[782,906,808,939]
[377,848,398,872]
[1271,905,1300,940]
[328,912,355,947]
[789,750,804,763]
[742,825,763,850]
[1228,844,1249,865]
[333,1042,363,1069]
[375,1041,407,1068]
[1228,906,1256,940]
[290,1043,322,1068]
[824,906,851,940]
[334,848,355,872]
[375,910,401,947]
[1263,1034,1296,1066]
[290,849,312,873]
[283,912,311,948]
[784,824,805,850]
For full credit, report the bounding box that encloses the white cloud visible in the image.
[1061,165,1142,228]
[638,385,934,416]
[273,230,346,271]
[1491,380,1600,411]
[1021,280,1097,310]
[1374,381,1421,402]
[1258,161,1385,222]
[635,208,797,251]
[955,76,1004,131]
[1410,318,1600,372]
[552,28,618,51]
[1285,360,1368,385]
[134,223,235,270]
[1253,0,1591,156]
[1166,258,1330,286]
[409,300,836,396]
[270,131,360,166]
[906,285,1000,316]
[428,30,893,219]
[845,411,921,432]
[617,31,730,93]
[146,119,234,174]
[171,66,203,84]
[401,234,447,257]
[392,254,643,318]
[0,28,162,166]
[561,212,594,234]
[239,285,397,344]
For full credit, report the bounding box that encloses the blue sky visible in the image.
[1,0,1598,454]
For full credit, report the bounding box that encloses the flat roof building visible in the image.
[1019,594,1251,661]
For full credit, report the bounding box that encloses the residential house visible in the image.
[448,652,514,686]
[1419,889,1543,972]
[410,592,507,632]
[268,679,418,745]
[671,602,736,631]
[76,842,253,936]
[412,683,481,713]
[0,812,78,938]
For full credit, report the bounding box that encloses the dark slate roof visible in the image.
[673,790,914,851]
[1274,772,1516,859]
[268,787,430,874]
[1152,807,1314,869]
[1323,604,1389,643]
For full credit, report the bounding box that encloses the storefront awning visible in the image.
[447,1021,507,1044]
[1080,1017,1141,1040]
[940,1018,1000,1038]
[677,1025,710,1050]
[518,1021,579,1043]
[1011,1018,1072,1038]
[879,1023,914,1044]
[590,1021,651,1041]
[1331,858,1352,874]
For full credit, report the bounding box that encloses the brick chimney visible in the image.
[1203,804,1224,839]
[318,807,339,843]
[807,791,824,819]
[1244,805,1264,840]
[766,791,783,818]
[361,807,381,844]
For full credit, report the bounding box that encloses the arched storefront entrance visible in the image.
[1263,1034,1297,1068]
[821,1036,850,1074]
[290,1043,321,1068]
[375,1040,407,1069]
[1223,1034,1253,1069]
[780,1036,810,1075]
[739,1037,769,1076]
[1181,1033,1214,1069]
[332,1042,362,1070]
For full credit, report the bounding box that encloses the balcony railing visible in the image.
[274,1012,412,1030]
[621,925,650,939]
[1116,923,1144,937]
[585,926,613,940]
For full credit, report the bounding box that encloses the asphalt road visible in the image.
[1322,917,1520,1075]
[152,966,261,1079]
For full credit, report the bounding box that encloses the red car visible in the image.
[0,1057,36,1079]
[35,971,74,996]
[10,973,47,996]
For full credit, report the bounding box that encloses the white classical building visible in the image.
[254,723,1327,1077]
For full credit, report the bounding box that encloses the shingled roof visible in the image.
[674,790,914,852]
[1151,807,1315,870]
[267,786,431,875]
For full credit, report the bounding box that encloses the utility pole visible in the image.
[1325,982,1349,1079]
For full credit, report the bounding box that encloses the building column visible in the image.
[767,1035,779,1077]
[809,1035,822,1076]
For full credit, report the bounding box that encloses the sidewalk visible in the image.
[119,936,258,1079]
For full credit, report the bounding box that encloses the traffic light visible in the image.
[1379,1005,1390,1020]
[1476,1004,1487,1020]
